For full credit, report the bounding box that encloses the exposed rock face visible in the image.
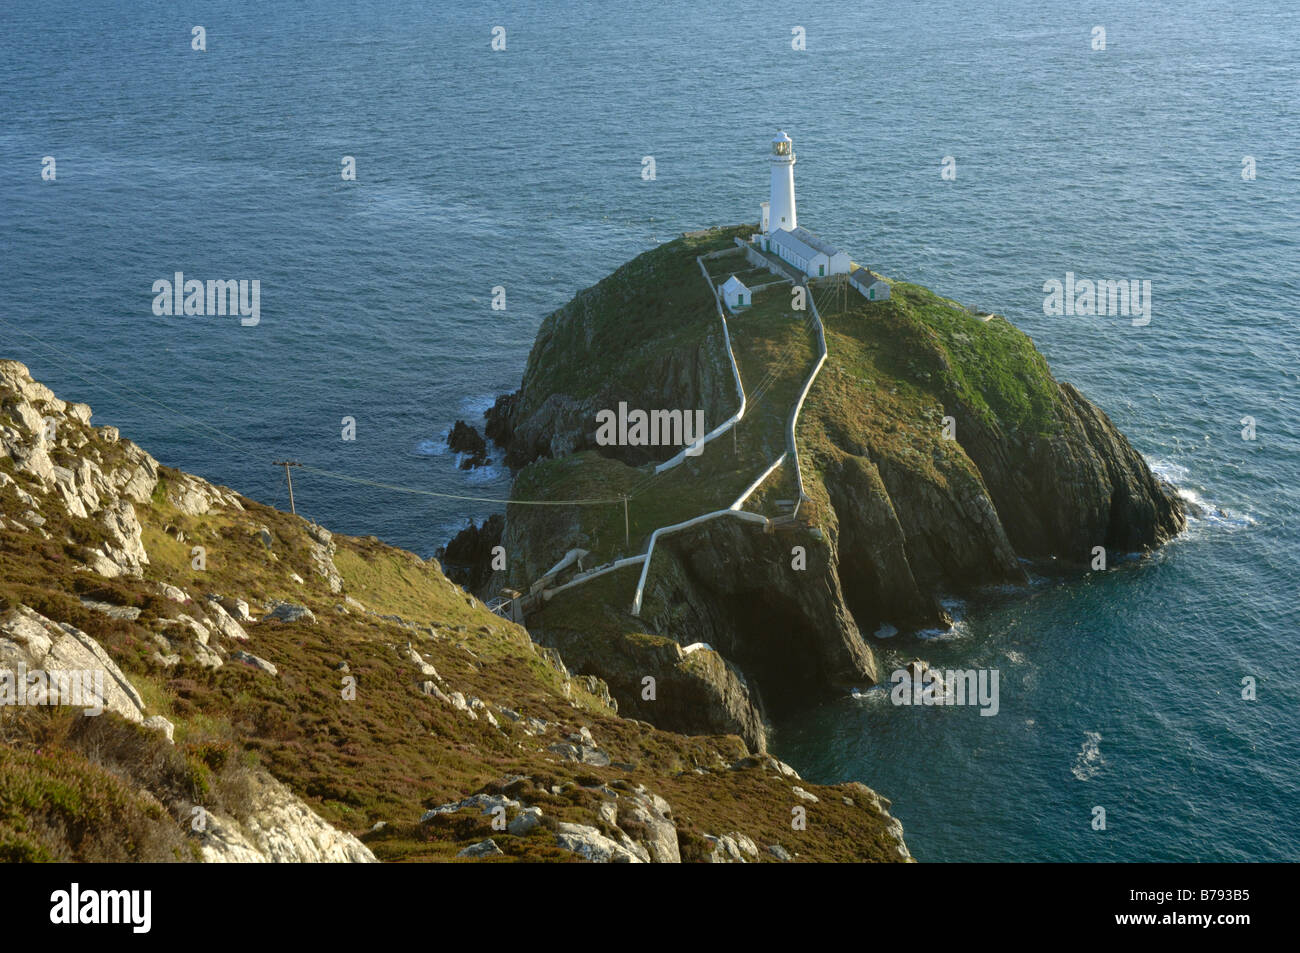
[218,595,253,621]
[447,420,489,469]
[263,601,317,624]
[554,821,648,863]
[456,838,503,858]
[529,604,768,752]
[203,596,250,642]
[845,782,912,861]
[420,782,681,864]
[483,391,518,455]
[230,650,278,676]
[490,232,1187,740]
[436,513,504,595]
[0,361,161,577]
[705,831,760,863]
[490,254,740,471]
[1,605,148,722]
[508,806,543,835]
[165,471,243,515]
[199,774,376,863]
[624,787,680,863]
[639,518,878,714]
[305,523,344,593]
[954,382,1187,559]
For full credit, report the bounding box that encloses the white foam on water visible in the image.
[462,462,506,486]
[1148,456,1256,532]
[1071,731,1105,781]
[414,432,450,456]
[459,392,498,418]
[917,597,970,641]
[848,684,891,707]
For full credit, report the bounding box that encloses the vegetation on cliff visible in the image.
[0,360,909,862]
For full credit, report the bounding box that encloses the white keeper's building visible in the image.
[767,226,850,279]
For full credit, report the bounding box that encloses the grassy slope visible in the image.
[794,279,1061,522]
[0,417,905,860]
[508,236,815,606]
[516,225,752,415]
[510,232,1062,610]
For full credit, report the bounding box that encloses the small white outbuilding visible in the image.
[850,266,891,301]
[721,275,751,312]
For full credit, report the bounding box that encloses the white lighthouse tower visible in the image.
[766,130,797,234]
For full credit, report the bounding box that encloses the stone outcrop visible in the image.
[705,831,760,863]
[305,523,344,593]
[554,821,648,863]
[436,513,504,594]
[529,606,768,751]
[199,774,376,863]
[263,601,316,624]
[0,361,161,577]
[1,605,148,722]
[447,420,489,469]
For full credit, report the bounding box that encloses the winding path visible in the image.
[498,248,832,619]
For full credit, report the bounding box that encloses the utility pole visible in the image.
[274,460,302,515]
[622,495,630,549]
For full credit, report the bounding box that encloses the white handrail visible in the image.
[731,452,787,510]
[543,554,647,600]
[652,258,748,474]
[786,281,829,511]
[525,247,832,620]
[630,509,770,615]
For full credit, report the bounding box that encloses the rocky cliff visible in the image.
[0,359,908,862]
[472,226,1186,749]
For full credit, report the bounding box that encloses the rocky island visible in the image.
[452,223,1186,754]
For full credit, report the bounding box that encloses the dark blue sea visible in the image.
[2,0,1297,861]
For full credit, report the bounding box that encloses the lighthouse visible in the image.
[748,130,873,286]
[766,130,797,233]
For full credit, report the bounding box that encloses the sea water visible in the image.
[2,0,1296,860]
